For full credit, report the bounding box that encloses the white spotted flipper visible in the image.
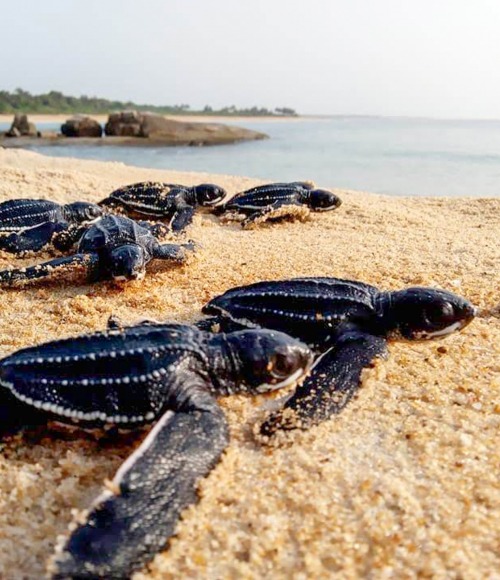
[260,329,388,436]
[50,385,229,579]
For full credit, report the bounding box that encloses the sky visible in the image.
[1,0,500,119]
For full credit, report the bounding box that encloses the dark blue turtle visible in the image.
[0,214,195,286]
[0,320,312,578]
[99,181,227,232]
[215,182,342,228]
[201,277,476,435]
[0,198,103,254]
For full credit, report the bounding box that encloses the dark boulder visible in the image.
[6,114,38,137]
[61,115,103,138]
[104,110,143,137]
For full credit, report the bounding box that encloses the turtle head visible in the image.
[109,244,146,281]
[382,287,476,341]
[220,329,313,395]
[64,202,104,224]
[308,189,342,211]
[193,184,228,206]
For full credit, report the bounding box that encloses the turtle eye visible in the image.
[424,301,456,328]
[269,351,299,379]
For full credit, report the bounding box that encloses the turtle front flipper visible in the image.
[242,201,310,229]
[0,221,68,255]
[170,206,196,233]
[0,253,100,287]
[50,384,229,579]
[154,240,197,263]
[52,224,88,253]
[260,329,388,436]
[136,220,171,239]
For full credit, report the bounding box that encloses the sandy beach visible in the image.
[0,148,498,579]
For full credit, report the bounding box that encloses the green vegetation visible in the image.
[0,89,298,117]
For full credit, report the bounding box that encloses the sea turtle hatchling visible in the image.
[214,181,342,228]
[99,181,227,232]
[0,214,195,286]
[0,198,103,254]
[0,320,313,577]
[201,277,476,435]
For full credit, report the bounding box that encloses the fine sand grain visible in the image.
[0,149,498,579]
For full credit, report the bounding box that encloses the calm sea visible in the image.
[2,117,500,197]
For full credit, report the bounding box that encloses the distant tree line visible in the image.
[0,89,298,117]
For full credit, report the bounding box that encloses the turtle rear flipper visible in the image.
[50,383,229,579]
[0,253,100,287]
[260,329,388,436]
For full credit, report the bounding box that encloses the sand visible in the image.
[0,148,498,579]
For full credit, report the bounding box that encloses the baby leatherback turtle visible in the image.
[201,277,476,435]
[0,198,103,254]
[99,181,227,232]
[0,320,313,577]
[215,181,342,228]
[0,214,195,286]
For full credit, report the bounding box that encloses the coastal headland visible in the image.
[0,113,270,147]
[0,149,498,578]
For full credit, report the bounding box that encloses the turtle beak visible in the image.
[112,271,145,283]
[131,270,146,281]
[109,245,147,281]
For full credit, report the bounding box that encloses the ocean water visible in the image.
[2,117,500,197]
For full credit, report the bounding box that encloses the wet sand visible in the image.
[0,149,498,578]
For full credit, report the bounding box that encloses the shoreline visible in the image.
[0,133,268,148]
[0,149,498,578]
[0,113,303,125]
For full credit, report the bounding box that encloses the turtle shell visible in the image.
[0,323,205,426]
[0,199,63,232]
[78,214,153,253]
[203,277,381,348]
[224,182,313,209]
[101,182,188,216]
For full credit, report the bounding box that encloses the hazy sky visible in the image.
[2,0,499,118]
